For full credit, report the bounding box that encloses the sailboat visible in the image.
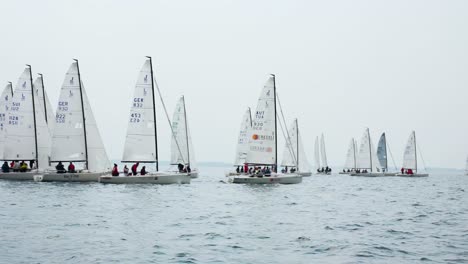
[315,134,331,175]
[227,108,252,176]
[99,57,191,184]
[280,119,312,176]
[376,133,397,176]
[350,128,390,177]
[169,96,198,178]
[339,138,357,174]
[395,131,428,177]
[35,60,111,182]
[0,66,51,180]
[0,82,13,161]
[228,75,301,184]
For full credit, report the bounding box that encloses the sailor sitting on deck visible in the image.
[2,161,9,173]
[56,162,66,173]
[140,166,147,175]
[131,162,139,175]
[177,163,184,173]
[68,162,76,173]
[111,164,119,176]
[123,165,129,175]
[13,161,20,172]
[236,166,240,173]
[19,161,28,172]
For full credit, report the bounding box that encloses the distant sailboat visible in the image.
[0,82,13,161]
[227,108,252,176]
[376,132,397,176]
[339,138,357,174]
[35,60,111,182]
[396,131,428,177]
[315,134,331,174]
[350,128,385,177]
[280,119,312,176]
[99,57,191,184]
[229,75,302,184]
[169,96,198,178]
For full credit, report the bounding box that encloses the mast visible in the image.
[38,73,48,123]
[296,118,299,170]
[414,131,417,173]
[147,56,159,171]
[74,59,89,170]
[367,128,372,172]
[26,65,39,169]
[8,82,13,96]
[272,74,277,171]
[182,96,190,168]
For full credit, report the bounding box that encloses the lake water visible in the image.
[0,166,467,263]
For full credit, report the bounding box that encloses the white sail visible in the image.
[33,83,51,169]
[314,136,320,169]
[344,138,356,169]
[170,96,196,169]
[245,77,276,165]
[402,131,417,170]
[281,120,310,172]
[122,60,157,162]
[376,133,388,170]
[320,134,328,168]
[34,76,55,133]
[0,83,13,159]
[51,62,110,172]
[234,108,251,165]
[356,128,372,169]
[3,68,37,161]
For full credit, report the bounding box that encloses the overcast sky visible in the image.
[1,0,467,169]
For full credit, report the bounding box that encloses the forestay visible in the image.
[3,68,36,161]
[234,108,251,166]
[170,96,196,168]
[122,60,157,162]
[0,83,13,160]
[402,131,417,170]
[245,77,276,165]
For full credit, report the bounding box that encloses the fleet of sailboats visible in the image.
[0,58,456,184]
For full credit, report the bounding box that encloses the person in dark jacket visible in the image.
[140,166,147,175]
[56,162,66,173]
[2,162,9,173]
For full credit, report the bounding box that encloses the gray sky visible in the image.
[1,0,467,169]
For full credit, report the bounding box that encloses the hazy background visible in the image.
[0,0,467,169]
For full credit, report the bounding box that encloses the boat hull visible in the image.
[315,172,331,175]
[350,172,396,177]
[0,172,38,181]
[33,172,109,182]
[297,172,312,177]
[395,173,429,177]
[229,174,302,184]
[99,173,191,184]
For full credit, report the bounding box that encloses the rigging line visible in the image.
[276,93,297,167]
[416,143,428,172]
[275,111,296,167]
[386,138,398,171]
[152,77,186,165]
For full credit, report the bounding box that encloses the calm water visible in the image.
[0,166,467,263]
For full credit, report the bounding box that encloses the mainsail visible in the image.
[50,62,110,172]
[0,83,13,159]
[314,136,320,169]
[320,134,328,168]
[234,108,252,165]
[33,81,51,169]
[170,96,196,169]
[281,119,310,172]
[376,133,388,171]
[122,59,157,163]
[344,138,357,169]
[34,75,55,133]
[3,68,37,161]
[356,128,372,170]
[402,131,417,171]
[245,76,276,165]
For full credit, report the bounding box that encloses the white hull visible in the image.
[395,173,429,177]
[315,172,331,175]
[350,172,396,177]
[34,172,109,182]
[339,172,350,175]
[0,172,39,181]
[297,171,312,177]
[99,173,191,184]
[229,174,302,184]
